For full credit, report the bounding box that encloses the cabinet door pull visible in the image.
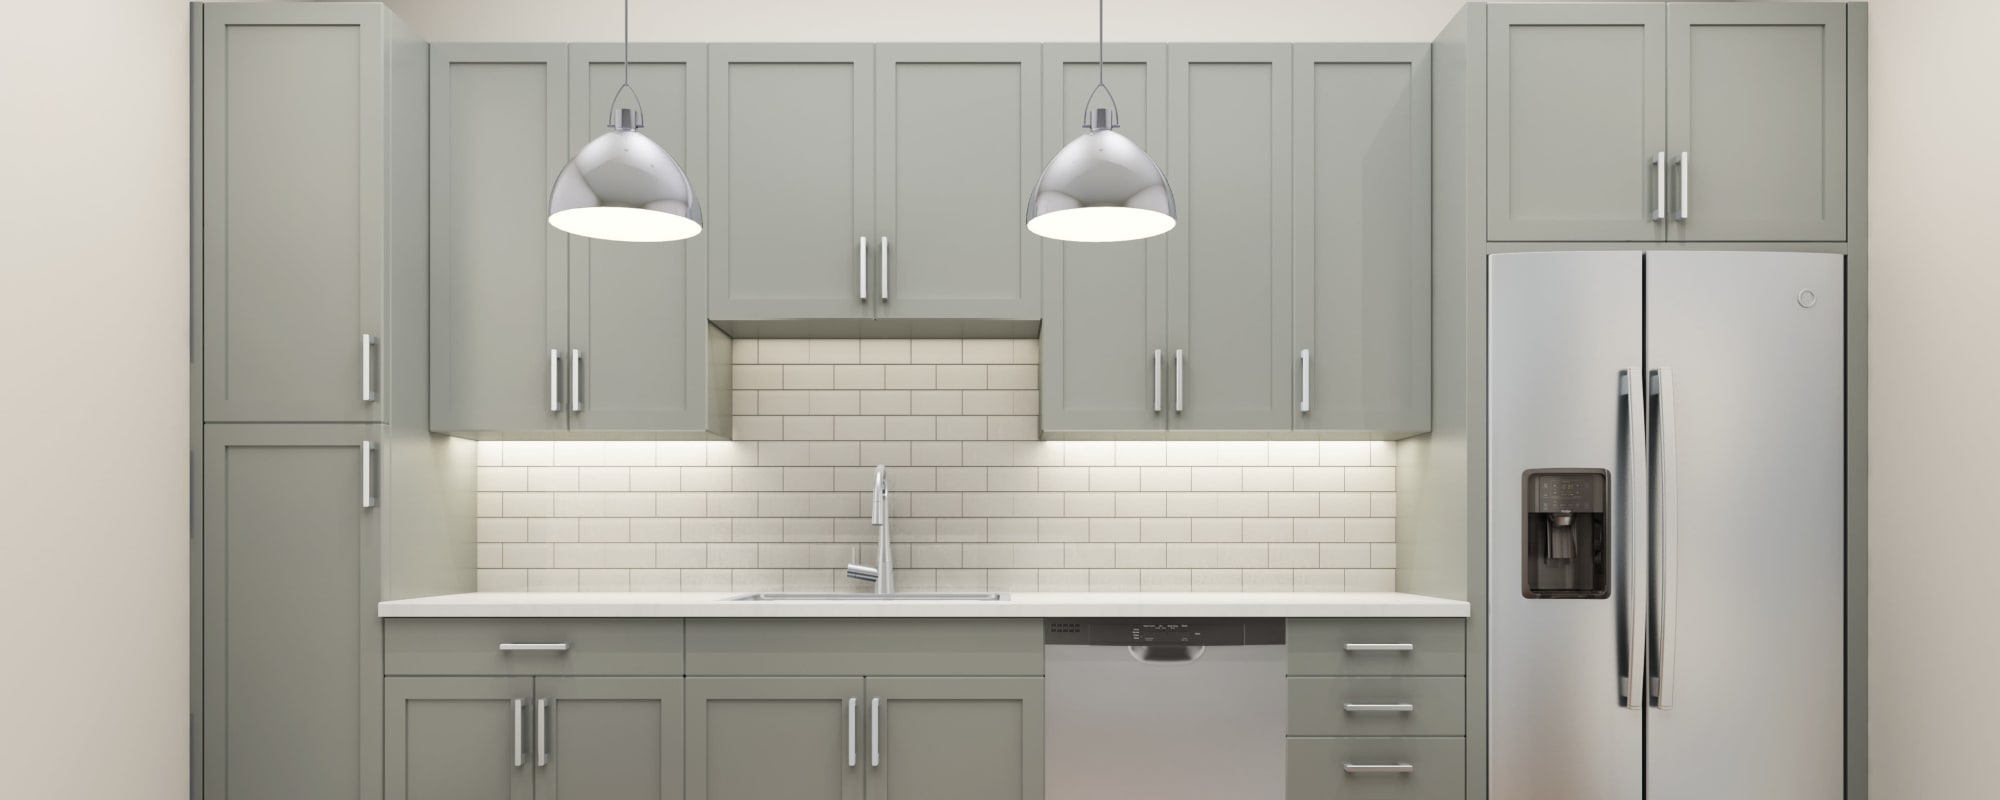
[549,349,561,412]
[512,699,525,768]
[1344,763,1415,774]
[1174,349,1184,413]
[360,441,375,509]
[361,334,378,403]
[1343,643,1414,652]
[1343,703,1416,713]
[1675,152,1690,221]
[1153,350,1163,412]
[535,698,549,767]
[497,643,570,652]
[879,236,890,301]
[1651,152,1666,222]
[847,698,858,767]
[1300,348,1311,413]
[570,349,582,412]
[870,697,882,767]
[859,236,869,301]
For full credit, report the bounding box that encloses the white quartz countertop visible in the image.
[377,592,1470,619]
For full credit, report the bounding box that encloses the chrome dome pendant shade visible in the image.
[1026,0,1175,243]
[548,0,702,243]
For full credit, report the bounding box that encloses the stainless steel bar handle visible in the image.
[1676,152,1690,221]
[1343,704,1415,713]
[361,334,377,403]
[549,349,561,412]
[879,236,889,301]
[512,699,525,768]
[1652,152,1666,222]
[1650,368,1681,708]
[870,697,882,767]
[360,441,375,509]
[1174,349,1184,412]
[498,643,570,652]
[1620,369,1650,710]
[1153,350,1163,412]
[847,698,858,767]
[858,236,868,301]
[1343,643,1414,652]
[1300,349,1311,413]
[1343,763,1416,774]
[570,350,582,412]
[536,698,548,767]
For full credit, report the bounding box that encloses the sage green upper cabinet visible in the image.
[1666,3,1847,242]
[865,678,1045,800]
[385,678,534,800]
[1291,45,1432,437]
[430,44,570,434]
[534,678,686,800]
[1487,3,1667,242]
[201,3,423,423]
[686,678,866,800]
[708,45,876,321]
[1038,44,1169,433]
[874,45,1041,320]
[1167,44,1293,431]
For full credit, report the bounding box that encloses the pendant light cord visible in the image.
[606,0,647,128]
[1079,0,1122,128]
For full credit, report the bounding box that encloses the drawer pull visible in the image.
[1343,703,1416,713]
[498,643,571,652]
[1344,763,1416,774]
[1344,643,1415,652]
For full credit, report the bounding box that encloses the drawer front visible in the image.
[384,619,684,676]
[685,618,1043,676]
[1288,677,1466,737]
[1287,737,1465,800]
[1287,619,1466,676]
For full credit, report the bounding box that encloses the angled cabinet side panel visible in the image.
[429,44,570,434]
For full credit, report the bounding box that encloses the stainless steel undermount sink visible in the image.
[726,592,1008,602]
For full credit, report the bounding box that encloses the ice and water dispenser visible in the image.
[1521,469,1609,599]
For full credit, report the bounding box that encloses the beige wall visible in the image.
[2,0,1989,796]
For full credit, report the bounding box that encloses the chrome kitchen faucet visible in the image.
[846,465,895,594]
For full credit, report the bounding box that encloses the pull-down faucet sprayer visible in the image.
[847,465,894,593]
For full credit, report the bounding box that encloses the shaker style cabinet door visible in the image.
[1666,3,1847,242]
[707,45,875,320]
[385,677,536,800]
[1487,3,1667,242]
[1291,45,1431,437]
[534,678,686,800]
[430,45,571,434]
[1167,44,1293,431]
[566,44,718,433]
[686,678,867,800]
[863,678,1046,800]
[874,45,1041,320]
[202,5,386,423]
[1038,44,1169,433]
[203,424,379,800]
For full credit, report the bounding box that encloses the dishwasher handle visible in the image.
[1128,645,1206,663]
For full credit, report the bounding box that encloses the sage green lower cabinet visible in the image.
[387,676,683,800]
[686,677,867,800]
[536,678,686,800]
[386,678,535,800]
[1287,738,1466,800]
[866,677,1045,800]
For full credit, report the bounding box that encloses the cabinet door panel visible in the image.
[876,45,1040,319]
[386,677,535,800]
[203,9,383,422]
[1168,45,1292,431]
[1668,4,1846,242]
[430,45,569,433]
[1293,46,1431,436]
[686,678,866,800]
[569,44,713,431]
[1488,4,1667,242]
[203,424,377,800]
[537,677,685,800]
[1038,45,1168,433]
[709,46,874,320]
[865,678,1045,800]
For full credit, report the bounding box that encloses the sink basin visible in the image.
[727,592,1007,602]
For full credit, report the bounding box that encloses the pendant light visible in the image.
[548,0,702,242]
[1025,0,1176,243]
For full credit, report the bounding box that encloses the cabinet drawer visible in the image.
[1287,737,1465,800]
[384,619,683,676]
[685,618,1042,676]
[1287,619,1466,676]
[1288,678,1465,737]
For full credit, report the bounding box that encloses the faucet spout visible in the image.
[848,465,894,594]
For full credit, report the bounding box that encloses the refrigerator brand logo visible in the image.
[1797,289,1819,308]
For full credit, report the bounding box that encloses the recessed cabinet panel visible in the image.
[430,46,569,433]
[536,678,686,800]
[865,678,1046,800]
[1038,45,1168,433]
[709,46,874,320]
[1487,4,1667,241]
[686,678,866,800]
[385,678,535,800]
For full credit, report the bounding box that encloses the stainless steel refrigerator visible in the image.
[1487,251,1845,799]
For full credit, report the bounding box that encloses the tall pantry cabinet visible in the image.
[192,4,472,800]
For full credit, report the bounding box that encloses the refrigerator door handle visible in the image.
[1650,367,1681,709]
[1619,369,1650,710]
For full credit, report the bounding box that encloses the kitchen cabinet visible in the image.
[866,678,1046,800]
[1487,2,1848,242]
[1291,45,1432,436]
[200,2,425,423]
[387,676,684,800]
[1286,619,1468,800]
[686,678,867,800]
[1286,738,1467,800]
[430,44,726,436]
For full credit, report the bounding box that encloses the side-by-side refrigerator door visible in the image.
[1643,250,1844,800]
[1488,251,1646,800]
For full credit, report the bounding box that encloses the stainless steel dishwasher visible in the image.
[1045,619,1287,800]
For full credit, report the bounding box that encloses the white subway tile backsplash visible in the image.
[476,339,1397,592]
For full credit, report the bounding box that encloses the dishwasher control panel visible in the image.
[1045,619,1285,646]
